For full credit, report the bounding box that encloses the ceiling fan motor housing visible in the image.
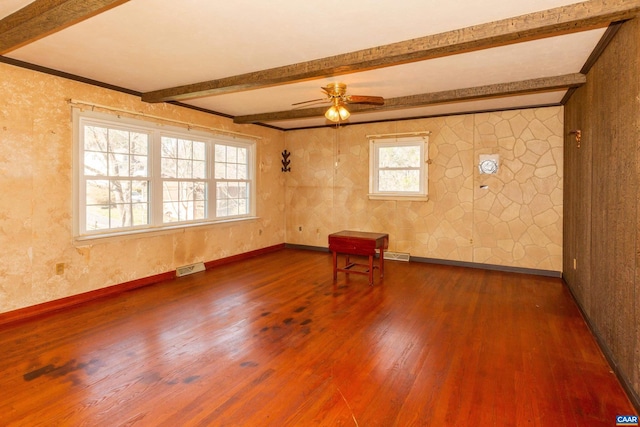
[325,82,348,99]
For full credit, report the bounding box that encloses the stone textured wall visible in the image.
[285,107,563,272]
[0,62,285,313]
[473,109,563,270]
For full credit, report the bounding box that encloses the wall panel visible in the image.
[285,107,564,272]
[563,17,640,405]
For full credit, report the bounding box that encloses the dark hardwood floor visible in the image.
[0,248,635,426]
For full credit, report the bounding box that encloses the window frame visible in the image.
[73,109,256,241]
[368,135,429,201]
[78,118,153,235]
[213,142,254,220]
[159,132,210,224]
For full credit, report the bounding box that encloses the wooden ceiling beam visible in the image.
[0,0,130,55]
[233,73,587,124]
[143,0,640,103]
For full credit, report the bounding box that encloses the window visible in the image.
[161,136,207,223]
[82,123,151,232]
[369,134,429,200]
[74,110,256,239]
[214,144,251,217]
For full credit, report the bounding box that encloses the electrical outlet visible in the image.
[298,226,302,231]
[55,263,64,275]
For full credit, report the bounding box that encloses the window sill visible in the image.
[74,216,259,246]
[368,194,429,202]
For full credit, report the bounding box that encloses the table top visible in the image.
[328,230,388,240]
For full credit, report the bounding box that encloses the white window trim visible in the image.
[368,134,429,201]
[73,109,257,242]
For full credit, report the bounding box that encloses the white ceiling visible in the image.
[0,1,615,129]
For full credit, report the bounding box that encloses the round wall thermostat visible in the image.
[479,159,498,174]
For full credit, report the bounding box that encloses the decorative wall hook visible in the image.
[569,129,581,148]
[281,150,291,172]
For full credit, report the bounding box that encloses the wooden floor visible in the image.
[0,249,635,426]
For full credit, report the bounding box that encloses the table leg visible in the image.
[379,249,385,278]
[332,251,337,281]
[368,255,374,285]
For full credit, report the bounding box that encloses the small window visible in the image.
[369,134,429,200]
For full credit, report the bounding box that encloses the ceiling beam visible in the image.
[142,0,640,103]
[0,0,130,55]
[233,74,587,124]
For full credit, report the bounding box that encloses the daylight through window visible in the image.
[75,110,256,239]
[369,134,429,200]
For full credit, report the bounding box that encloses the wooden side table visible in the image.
[328,230,389,285]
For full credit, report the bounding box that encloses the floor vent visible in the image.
[383,251,410,262]
[176,262,206,277]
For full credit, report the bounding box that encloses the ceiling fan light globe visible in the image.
[325,105,340,122]
[325,104,351,122]
[338,105,350,120]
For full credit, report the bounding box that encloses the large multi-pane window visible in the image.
[75,110,255,239]
[369,135,429,199]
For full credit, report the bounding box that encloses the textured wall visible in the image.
[564,18,640,406]
[285,107,563,272]
[0,62,285,314]
[0,60,564,316]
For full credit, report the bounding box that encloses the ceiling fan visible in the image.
[293,82,384,122]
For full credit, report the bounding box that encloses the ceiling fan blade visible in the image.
[292,98,327,106]
[292,100,331,110]
[346,95,385,105]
